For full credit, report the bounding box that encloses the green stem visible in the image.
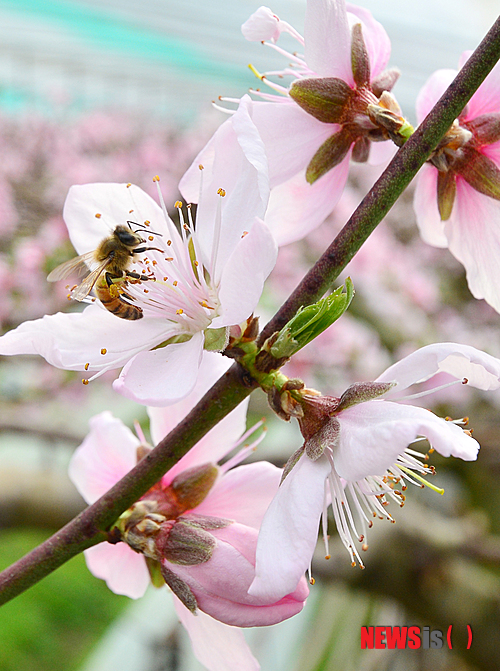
[1,14,500,606]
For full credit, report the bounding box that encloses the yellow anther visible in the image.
[176,308,183,315]
[175,200,183,208]
[217,188,226,197]
[82,379,89,385]
[95,213,102,218]
[84,363,90,370]
[100,348,107,355]
[198,164,204,171]
[126,183,132,187]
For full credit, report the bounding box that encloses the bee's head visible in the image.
[115,225,144,248]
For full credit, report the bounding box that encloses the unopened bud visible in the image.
[269,279,354,359]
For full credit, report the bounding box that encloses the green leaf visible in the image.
[270,278,354,358]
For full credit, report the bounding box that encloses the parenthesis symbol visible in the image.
[447,625,453,649]
[467,624,472,649]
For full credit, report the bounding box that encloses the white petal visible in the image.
[195,462,282,529]
[335,400,479,481]
[305,0,351,81]
[84,542,150,599]
[0,305,174,373]
[63,183,167,255]
[249,454,330,602]
[248,101,334,188]
[213,217,277,327]
[173,597,260,671]
[242,6,280,44]
[68,411,138,503]
[264,158,350,246]
[181,97,269,280]
[113,331,204,406]
[377,343,500,392]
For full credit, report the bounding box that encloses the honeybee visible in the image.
[48,223,161,320]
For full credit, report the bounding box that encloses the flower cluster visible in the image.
[70,354,308,669]
[181,0,406,245]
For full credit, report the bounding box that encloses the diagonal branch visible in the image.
[1,15,500,607]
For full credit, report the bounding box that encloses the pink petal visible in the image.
[346,4,391,79]
[173,597,260,671]
[442,178,500,312]
[368,139,397,166]
[416,69,457,122]
[113,331,204,406]
[305,0,351,81]
[149,353,250,480]
[170,524,307,626]
[335,400,479,481]
[68,411,138,503]
[265,158,351,246]
[63,183,168,256]
[213,217,277,327]
[460,53,500,119]
[413,164,448,247]
[376,342,500,392]
[249,454,330,602]
[0,305,174,374]
[195,462,282,529]
[84,542,150,599]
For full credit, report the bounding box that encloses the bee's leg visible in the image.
[125,270,155,282]
[105,272,124,287]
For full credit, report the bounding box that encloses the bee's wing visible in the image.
[47,251,96,282]
[70,257,114,301]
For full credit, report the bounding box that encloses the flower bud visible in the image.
[269,279,354,359]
